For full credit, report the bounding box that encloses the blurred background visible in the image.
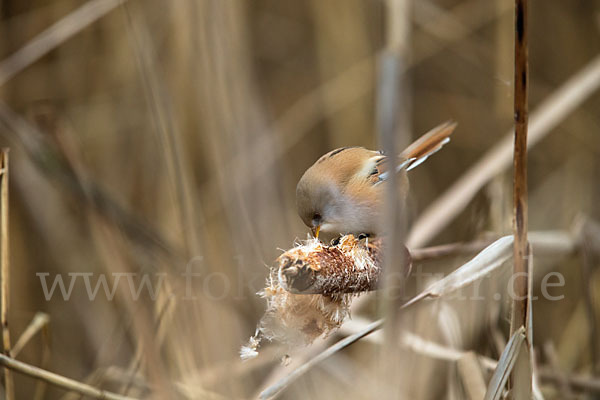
[0,0,599,398]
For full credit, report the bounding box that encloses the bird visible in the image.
[296,121,456,240]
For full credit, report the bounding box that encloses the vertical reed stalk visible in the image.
[379,0,411,397]
[0,148,13,400]
[510,0,530,397]
[510,0,529,338]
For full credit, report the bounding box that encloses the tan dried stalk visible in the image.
[0,354,135,400]
[0,149,13,400]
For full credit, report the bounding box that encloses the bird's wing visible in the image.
[363,153,391,184]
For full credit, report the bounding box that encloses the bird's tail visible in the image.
[399,121,457,172]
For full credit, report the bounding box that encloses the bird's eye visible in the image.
[313,213,321,221]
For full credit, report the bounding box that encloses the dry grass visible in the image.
[0,0,599,399]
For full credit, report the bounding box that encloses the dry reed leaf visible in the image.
[404,235,513,307]
[484,326,526,400]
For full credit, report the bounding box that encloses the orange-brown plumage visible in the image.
[296,121,456,238]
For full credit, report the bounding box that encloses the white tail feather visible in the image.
[404,137,451,171]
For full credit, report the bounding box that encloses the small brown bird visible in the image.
[296,121,456,239]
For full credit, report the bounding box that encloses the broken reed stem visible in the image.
[0,149,13,400]
[510,0,529,338]
[0,353,136,400]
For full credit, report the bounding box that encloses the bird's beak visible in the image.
[311,225,321,239]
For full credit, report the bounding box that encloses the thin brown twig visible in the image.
[0,353,136,400]
[0,149,13,400]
